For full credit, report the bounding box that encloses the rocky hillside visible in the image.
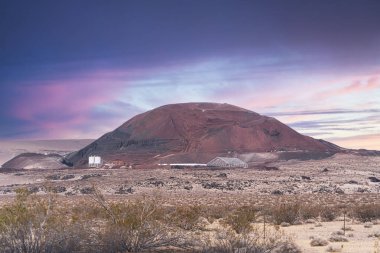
[67,103,341,166]
[1,153,68,170]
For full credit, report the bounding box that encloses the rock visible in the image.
[201,180,249,191]
[3,189,12,194]
[61,174,75,180]
[335,187,345,194]
[28,186,39,193]
[115,186,134,194]
[357,187,369,193]
[52,186,66,193]
[202,181,223,190]
[369,176,380,183]
[80,174,102,180]
[217,173,227,178]
[301,176,311,180]
[46,174,61,180]
[184,185,193,190]
[150,180,164,187]
[347,180,358,184]
[315,186,332,193]
[271,190,283,195]
[80,187,95,194]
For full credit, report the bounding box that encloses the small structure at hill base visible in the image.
[207,157,248,168]
[88,156,102,168]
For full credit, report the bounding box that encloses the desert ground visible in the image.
[1,153,379,200]
[0,153,379,252]
[282,220,380,253]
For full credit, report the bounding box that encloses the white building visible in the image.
[207,157,248,168]
[88,156,103,168]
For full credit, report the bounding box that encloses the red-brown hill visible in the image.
[67,103,341,166]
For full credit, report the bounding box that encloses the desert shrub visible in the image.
[203,205,233,223]
[341,226,353,231]
[170,205,203,230]
[329,233,348,242]
[280,222,291,227]
[198,227,301,253]
[96,220,183,253]
[310,237,329,246]
[90,190,186,252]
[270,203,300,225]
[0,188,88,253]
[326,245,342,252]
[299,204,320,220]
[369,231,380,238]
[352,204,380,222]
[70,200,106,224]
[223,206,256,233]
[333,230,344,236]
[271,241,302,253]
[320,206,339,221]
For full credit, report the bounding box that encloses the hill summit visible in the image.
[67,102,341,166]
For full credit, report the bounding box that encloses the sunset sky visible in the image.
[1,0,380,150]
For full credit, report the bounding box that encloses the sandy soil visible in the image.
[0,173,37,187]
[282,220,380,253]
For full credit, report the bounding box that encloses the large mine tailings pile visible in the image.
[67,102,341,166]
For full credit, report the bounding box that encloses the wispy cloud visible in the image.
[327,133,380,150]
[314,76,380,100]
[265,108,380,117]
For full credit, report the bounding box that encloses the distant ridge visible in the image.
[0,139,93,166]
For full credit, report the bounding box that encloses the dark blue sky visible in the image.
[1,0,380,149]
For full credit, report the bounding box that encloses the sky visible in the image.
[1,0,380,150]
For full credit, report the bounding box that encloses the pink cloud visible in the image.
[11,70,133,138]
[314,75,380,100]
[327,133,380,150]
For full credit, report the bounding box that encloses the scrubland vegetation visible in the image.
[0,188,379,253]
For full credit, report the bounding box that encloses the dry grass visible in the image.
[351,203,380,222]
